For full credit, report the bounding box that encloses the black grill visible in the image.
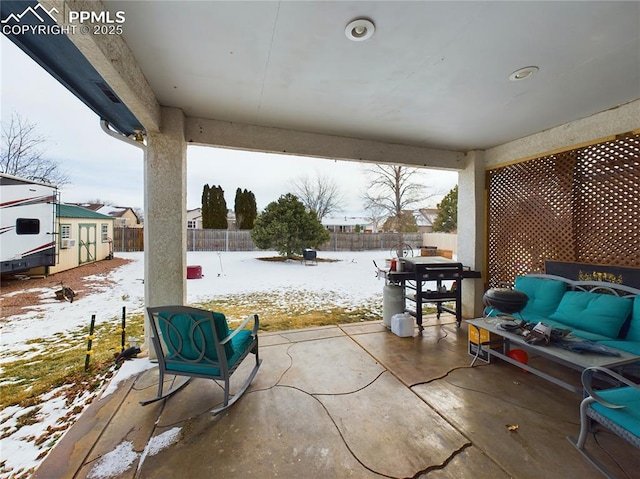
[483,288,529,314]
[303,249,317,261]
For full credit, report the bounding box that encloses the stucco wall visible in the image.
[485,99,640,169]
[422,233,457,254]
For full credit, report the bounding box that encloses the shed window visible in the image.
[16,218,40,235]
[101,224,109,242]
[60,224,71,239]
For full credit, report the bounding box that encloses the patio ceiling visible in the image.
[2,1,639,161]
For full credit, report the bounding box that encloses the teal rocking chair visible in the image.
[569,366,640,478]
[142,306,261,415]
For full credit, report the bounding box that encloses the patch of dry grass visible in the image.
[195,290,382,331]
[0,314,145,410]
[0,292,379,410]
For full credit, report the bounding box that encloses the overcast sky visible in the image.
[1,35,457,217]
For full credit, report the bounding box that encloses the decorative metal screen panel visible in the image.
[487,133,639,287]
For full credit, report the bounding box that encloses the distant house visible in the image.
[49,204,115,274]
[322,216,371,233]
[68,203,142,228]
[186,208,203,229]
[379,209,440,233]
[415,208,439,233]
[381,211,417,233]
[226,209,237,230]
[186,208,237,230]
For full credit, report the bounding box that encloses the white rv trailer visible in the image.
[0,174,58,275]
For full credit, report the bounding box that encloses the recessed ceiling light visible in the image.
[509,66,539,81]
[345,18,375,42]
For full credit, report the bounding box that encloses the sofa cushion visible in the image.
[597,340,640,356]
[624,296,640,342]
[514,276,567,318]
[549,291,633,338]
[566,328,616,342]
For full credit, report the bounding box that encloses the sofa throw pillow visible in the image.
[514,276,567,317]
[624,296,640,342]
[549,291,633,338]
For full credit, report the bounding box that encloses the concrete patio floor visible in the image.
[34,315,639,478]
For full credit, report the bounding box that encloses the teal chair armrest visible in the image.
[582,366,640,409]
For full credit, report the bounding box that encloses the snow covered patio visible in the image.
[33,316,640,479]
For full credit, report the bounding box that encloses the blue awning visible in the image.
[1,0,142,136]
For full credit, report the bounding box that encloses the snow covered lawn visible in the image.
[0,250,390,478]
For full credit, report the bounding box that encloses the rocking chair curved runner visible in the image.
[142,306,262,415]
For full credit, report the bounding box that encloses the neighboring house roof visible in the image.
[322,216,369,226]
[68,203,102,211]
[67,203,140,223]
[96,205,131,219]
[416,208,438,228]
[58,204,113,220]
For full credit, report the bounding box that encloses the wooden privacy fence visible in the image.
[322,232,424,252]
[113,227,144,252]
[112,228,425,253]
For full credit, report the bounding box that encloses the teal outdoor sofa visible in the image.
[489,274,640,356]
[488,274,640,476]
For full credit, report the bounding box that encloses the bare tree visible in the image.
[291,171,343,221]
[363,164,435,254]
[1,112,69,186]
[365,203,387,233]
[132,207,144,224]
[85,198,114,206]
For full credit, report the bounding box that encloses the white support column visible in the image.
[458,151,486,319]
[143,107,187,358]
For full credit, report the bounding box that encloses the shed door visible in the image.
[78,224,96,265]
